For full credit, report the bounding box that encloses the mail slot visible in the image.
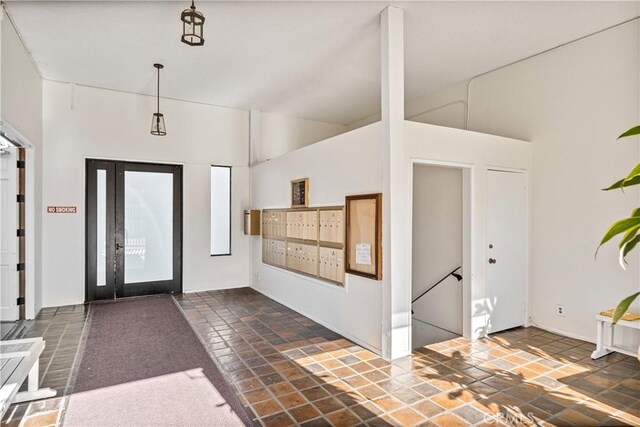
[244,210,260,235]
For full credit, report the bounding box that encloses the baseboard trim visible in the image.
[183,283,251,293]
[529,321,595,344]
[251,286,383,357]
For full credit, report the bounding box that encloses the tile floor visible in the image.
[176,288,640,427]
[2,289,639,427]
[1,304,89,427]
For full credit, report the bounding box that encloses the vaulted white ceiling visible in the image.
[5,1,639,125]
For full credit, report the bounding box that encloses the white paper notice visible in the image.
[355,243,372,265]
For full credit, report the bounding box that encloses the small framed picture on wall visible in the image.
[345,193,382,280]
[291,178,309,208]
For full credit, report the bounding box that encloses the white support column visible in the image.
[248,109,260,290]
[380,6,411,360]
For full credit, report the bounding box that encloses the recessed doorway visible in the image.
[410,162,528,349]
[85,160,183,301]
[411,163,465,348]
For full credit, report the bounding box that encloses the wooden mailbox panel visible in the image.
[263,206,344,286]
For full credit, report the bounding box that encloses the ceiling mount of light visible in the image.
[150,64,166,136]
[181,0,205,47]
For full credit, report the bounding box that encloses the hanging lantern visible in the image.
[181,0,205,46]
[151,112,166,136]
[150,64,166,136]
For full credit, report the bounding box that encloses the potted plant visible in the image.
[596,124,640,360]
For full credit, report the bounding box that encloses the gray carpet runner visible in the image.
[64,295,250,426]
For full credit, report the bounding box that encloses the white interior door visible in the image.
[486,169,526,333]
[0,148,18,321]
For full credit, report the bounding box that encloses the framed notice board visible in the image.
[291,178,309,208]
[345,193,382,280]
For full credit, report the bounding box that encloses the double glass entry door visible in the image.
[86,160,182,301]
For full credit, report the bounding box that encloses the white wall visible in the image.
[404,80,470,130]
[1,13,43,317]
[469,20,640,348]
[411,164,462,338]
[42,81,251,307]
[253,112,347,164]
[404,121,532,342]
[1,15,41,147]
[251,123,384,353]
[403,20,640,348]
[347,79,470,132]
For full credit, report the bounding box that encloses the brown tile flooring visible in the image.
[3,288,639,426]
[1,304,89,427]
[177,289,640,427]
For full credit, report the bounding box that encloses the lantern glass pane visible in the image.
[184,21,194,36]
[151,113,166,136]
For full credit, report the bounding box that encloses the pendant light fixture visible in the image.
[150,63,166,136]
[181,0,205,46]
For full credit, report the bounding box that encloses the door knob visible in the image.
[489,258,497,264]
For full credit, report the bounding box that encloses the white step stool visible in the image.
[0,337,57,418]
[591,314,640,359]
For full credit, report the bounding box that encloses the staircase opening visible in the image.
[411,163,464,348]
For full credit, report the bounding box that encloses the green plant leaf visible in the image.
[618,224,640,267]
[596,216,640,256]
[603,164,640,191]
[612,291,640,324]
[603,176,640,191]
[619,224,640,248]
[618,212,640,250]
[618,125,640,139]
[622,164,640,187]
[620,234,640,268]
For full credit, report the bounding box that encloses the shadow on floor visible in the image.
[178,288,640,427]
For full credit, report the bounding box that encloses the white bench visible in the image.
[0,338,57,418]
[591,314,640,359]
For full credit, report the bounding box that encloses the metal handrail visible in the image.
[412,266,462,306]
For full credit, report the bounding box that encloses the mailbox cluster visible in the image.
[262,239,286,266]
[319,246,344,283]
[286,211,318,240]
[262,211,287,237]
[262,207,345,285]
[319,209,344,244]
[287,242,318,275]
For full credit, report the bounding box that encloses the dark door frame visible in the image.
[86,160,117,301]
[85,159,183,301]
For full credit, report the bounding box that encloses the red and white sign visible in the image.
[47,206,77,214]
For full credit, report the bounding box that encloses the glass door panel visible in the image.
[115,162,182,298]
[96,169,107,287]
[86,160,116,301]
[123,171,174,284]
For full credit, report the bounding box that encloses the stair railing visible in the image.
[411,266,462,314]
